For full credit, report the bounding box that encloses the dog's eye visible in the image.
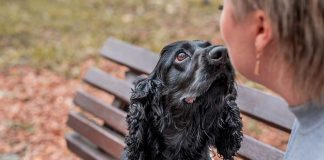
[176,53,188,62]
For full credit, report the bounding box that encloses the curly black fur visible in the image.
[122,40,243,160]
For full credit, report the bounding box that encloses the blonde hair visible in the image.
[232,0,324,102]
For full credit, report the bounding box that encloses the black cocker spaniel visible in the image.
[122,40,243,160]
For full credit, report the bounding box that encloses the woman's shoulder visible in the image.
[285,102,324,160]
[289,101,324,130]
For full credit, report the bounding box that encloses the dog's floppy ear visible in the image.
[214,87,243,160]
[124,78,163,160]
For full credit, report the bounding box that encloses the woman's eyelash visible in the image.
[218,5,223,11]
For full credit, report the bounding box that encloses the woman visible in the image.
[219,0,324,159]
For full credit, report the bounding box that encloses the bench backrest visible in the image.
[66,37,296,160]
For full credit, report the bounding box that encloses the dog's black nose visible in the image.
[209,46,227,62]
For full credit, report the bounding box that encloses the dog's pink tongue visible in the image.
[185,97,196,104]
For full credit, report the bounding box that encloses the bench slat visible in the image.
[84,67,133,103]
[76,67,287,158]
[66,133,115,160]
[72,87,285,159]
[99,37,295,131]
[74,90,128,135]
[83,64,294,132]
[68,113,283,160]
[237,85,295,132]
[67,112,125,159]
[239,135,284,160]
[101,37,159,74]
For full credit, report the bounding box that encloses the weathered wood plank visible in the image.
[83,64,294,131]
[100,37,159,74]
[66,133,115,160]
[67,112,125,159]
[74,90,128,135]
[238,135,284,160]
[84,67,133,103]
[237,85,295,132]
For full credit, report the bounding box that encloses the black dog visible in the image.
[122,40,243,160]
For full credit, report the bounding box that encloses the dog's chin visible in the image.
[182,73,228,105]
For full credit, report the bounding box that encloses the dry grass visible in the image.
[0,0,222,77]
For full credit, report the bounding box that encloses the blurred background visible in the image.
[0,0,289,160]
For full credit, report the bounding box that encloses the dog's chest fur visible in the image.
[155,104,221,160]
[161,124,210,160]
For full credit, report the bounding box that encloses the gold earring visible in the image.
[254,53,261,75]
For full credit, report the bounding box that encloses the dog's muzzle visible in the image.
[208,46,228,63]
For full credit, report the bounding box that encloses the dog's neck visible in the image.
[158,100,222,159]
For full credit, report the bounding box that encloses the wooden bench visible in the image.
[65,37,296,160]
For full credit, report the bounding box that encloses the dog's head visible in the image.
[148,40,235,107]
[129,40,242,160]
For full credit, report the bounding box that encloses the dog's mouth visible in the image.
[182,73,228,104]
[184,97,196,104]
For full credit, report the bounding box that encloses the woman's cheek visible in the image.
[220,8,238,69]
[219,1,257,80]
[220,9,228,45]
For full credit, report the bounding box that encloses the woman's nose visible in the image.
[208,46,227,62]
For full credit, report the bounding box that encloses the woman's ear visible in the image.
[253,10,273,52]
